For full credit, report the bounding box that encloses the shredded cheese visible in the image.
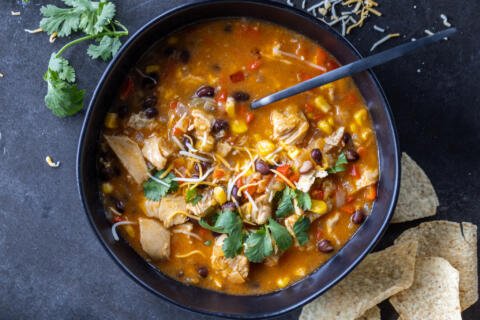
[24,28,43,34]
[49,32,58,43]
[270,169,296,189]
[172,229,203,241]
[369,33,400,51]
[373,25,385,32]
[179,150,212,162]
[173,167,214,183]
[424,29,434,36]
[159,164,174,178]
[440,14,452,27]
[171,135,185,151]
[244,191,259,213]
[0,73,4,78]
[45,155,60,168]
[175,250,206,259]
[109,207,123,216]
[111,221,137,241]
[11,11,21,16]
[213,153,232,170]
[273,44,327,71]
[147,172,169,186]
[237,182,260,197]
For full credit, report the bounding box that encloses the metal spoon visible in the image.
[251,28,456,109]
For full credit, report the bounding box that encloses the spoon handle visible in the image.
[251,28,457,109]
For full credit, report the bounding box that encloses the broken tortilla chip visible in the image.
[300,240,417,320]
[391,153,439,223]
[390,256,462,320]
[356,306,381,320]
[395,221,478,310]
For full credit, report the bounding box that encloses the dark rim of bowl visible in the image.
[77,0,400,318]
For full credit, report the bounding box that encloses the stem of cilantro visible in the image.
[55,29,128,57]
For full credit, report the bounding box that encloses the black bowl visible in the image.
[77,0,400,318]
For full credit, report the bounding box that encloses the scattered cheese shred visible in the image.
[440,14,452,27]
[24,28,43,34]
[173,167,214,183]
[147,172,169,186]
[373,24,385,32]
[369,33,400,51]
[11,11,21,16]
[0,73,4,78]
[172,229,203,241]
[179,150,212,162]
[49,32,58,43]
[45,155,60,168]
[424,29,434,36]
[270,169,296,189]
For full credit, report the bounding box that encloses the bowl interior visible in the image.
[77,1,399,318]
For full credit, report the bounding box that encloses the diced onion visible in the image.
[111,221,137,241]
[175,250,206,258]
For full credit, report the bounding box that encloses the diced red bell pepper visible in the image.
[311,189,324,200]
[246,112,255,124]
[230,71,245,83]
[119,77,134,100]
[315,47,328,66]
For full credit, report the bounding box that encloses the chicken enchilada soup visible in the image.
[98,18,379,295]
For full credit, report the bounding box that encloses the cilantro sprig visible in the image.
[293,216,311,245]
[143,170,178,201]
[185,188,202,205]
[275,186,312,218]
[327,152,348,173]
[39,0,128,117]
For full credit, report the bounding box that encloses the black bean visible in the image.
[317,239,334,253]
[100,166,116,181]
[231,185,243,203]
[212,64,221,72]
[182,135,195,146]
[142,95,157,109]
[117,105,129,118]
[197,266,209,278]
[311,148,323,164]
[351,210,366,224]
[179,49,190,63]
[221,201,236,212]
[196,85,215,98]
[232,91,250,102]
[342,132,352,144]
[141,72,159,89]
[344,149,360,162]
[212,119,229,133]
[144,107,158,118]
[255,159,271,175]
[224,24,233,33]
[113,198,126,213]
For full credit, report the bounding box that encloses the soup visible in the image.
[97,18,379,295]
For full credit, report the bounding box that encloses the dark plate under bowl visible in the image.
[77,0,400,318]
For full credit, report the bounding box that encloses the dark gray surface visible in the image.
[0,0,478,319]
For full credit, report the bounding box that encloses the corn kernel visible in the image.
[317,120,333,134]
[256,140,275,156]
[253,133,262,142]
[313,95,331,113]
[311,200,328,216]
[277,277,290,288]
[104,113,119,129]
[295,267,306,277]
[124,225,135,238]
[327,116,334,126]
[145,65,160,73]
[321,83,335,101]
[354,109,368,125]
[349,123,358,133]
[101,182,113,194]
[225,97,236,117]
[361,129,372,141]
[286,146,300,159]
[231,119,248,134]
[213,186,227,205]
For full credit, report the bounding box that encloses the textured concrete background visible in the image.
[0,0,479,319]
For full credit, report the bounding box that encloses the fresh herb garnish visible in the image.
[143,170,178,201]
[185,188,202,205]
[327,152,348,173]
[244,227,273,263]
[267,218,293,251]
[293,216,311,245]
[199,210,244,258]
[203,240,211,246]
[275,187,295,218]
[39,0,128,117]
[275,187,312,217]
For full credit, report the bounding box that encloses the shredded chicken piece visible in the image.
[211,235,249,283]
[270,106,309,145]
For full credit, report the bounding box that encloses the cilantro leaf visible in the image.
[40,0,116,37]
[293,216,311,245]
[185,188,202,205]
[267,218,292,251]
[199,210,244,258]
[48,54,76,82]
[143,170,178,201]
[244,228,273,263]
[327,152,348,174]
[87,35,121,61]
[295,190,312,211]
[44,69,84,117]
[275,187,295,218]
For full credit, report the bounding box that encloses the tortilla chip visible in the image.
[391,153,439,223]
[356,306,381,320]
[390,257,462,320]
[300,240,417,320]
[395,221,478,310]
